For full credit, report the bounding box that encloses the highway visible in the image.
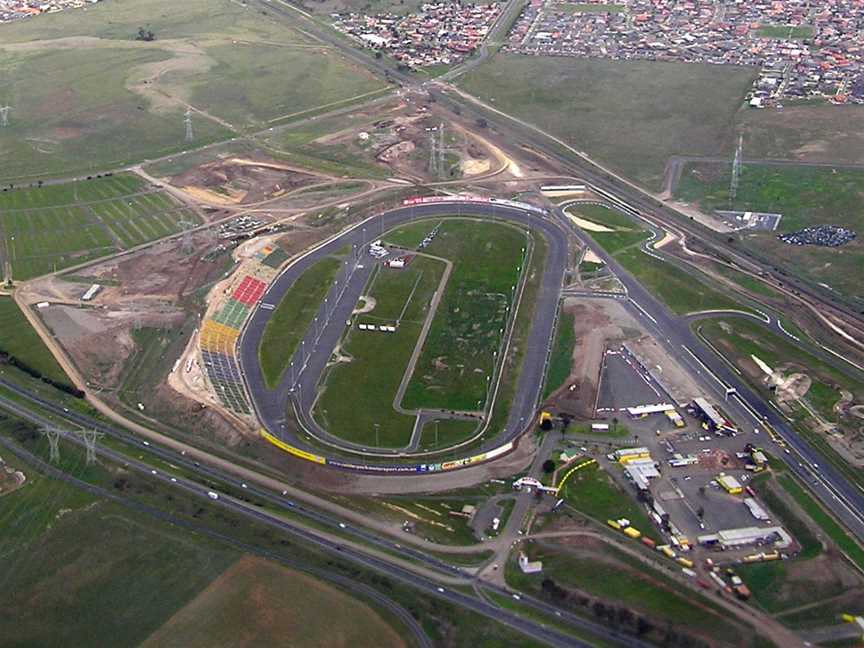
[237,200,568,461]
[0,380,648,648]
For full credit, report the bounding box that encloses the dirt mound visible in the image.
[776,372,812,403]
[171,156,320,204]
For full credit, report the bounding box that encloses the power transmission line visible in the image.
[77,429,104,466]
[184,108,194,142]
[730,134,743,204]
[41,426,63,463]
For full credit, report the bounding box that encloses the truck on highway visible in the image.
[207,491,219,500]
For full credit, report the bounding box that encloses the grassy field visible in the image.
[0,174,200,279]
[0,414,563,648]
[676,162,864,302]
[417,418,479,451]
[459,56,756,190]
[567,203,745,313]
[142,556,405,647]
[0,428,240,646]
[259,255,345,389]
[779,473,864,571]
[568,204,649,254]
[334,494,481,546]
[755,25,813,40]
[401,219,527,412]
[615,247,744,314]
[560,462,659,541]
[698,317,864,424]
[0,297,70,387]
[0,0,386,181]
[384,220,444,249]
[543,309,574,399]
[508,542,746,645]
[315,256,445,447]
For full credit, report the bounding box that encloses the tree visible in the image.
[136,27,156,42]
[542,459,556,474]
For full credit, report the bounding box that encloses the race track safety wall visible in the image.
[261,429,326,464]
[260,427,515,474]
[403,195,547,216]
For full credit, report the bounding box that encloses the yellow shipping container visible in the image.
[606,519,621,530]
[677,557,694,569]
[623,527,642,539]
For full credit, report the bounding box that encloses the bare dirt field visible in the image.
[169,155,324,205]
[545,298,640,418]
[142,555,406,648]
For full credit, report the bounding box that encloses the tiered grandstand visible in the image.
[198,245,284,416]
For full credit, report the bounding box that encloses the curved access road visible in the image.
[237,200,567,466]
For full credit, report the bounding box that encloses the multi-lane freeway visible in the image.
[0,378,652,648]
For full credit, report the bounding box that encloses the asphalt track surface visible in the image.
[0,382,647,648]
[238,201,567,459]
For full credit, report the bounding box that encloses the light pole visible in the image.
[374,422,380,448]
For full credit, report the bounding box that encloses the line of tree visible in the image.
[0,349,83,398]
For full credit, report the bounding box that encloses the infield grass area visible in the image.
[459,56,756,190]
[259,255,345,389]
[676,162,864,302]
[0,174,200,279]
[0,297,70,387]
[417,418,480,451]
[401,219,527,412]
[315,256,446,447]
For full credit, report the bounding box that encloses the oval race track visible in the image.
[237,199,568,472]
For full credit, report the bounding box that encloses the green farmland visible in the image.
[315,256,446,448]
[0,297,70,388]
[676,162,864,302]
[400,219,527,412]
[0,174,201,280]
[0,174,200,279]
[0,0,386,181]
[459,56,756,190]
